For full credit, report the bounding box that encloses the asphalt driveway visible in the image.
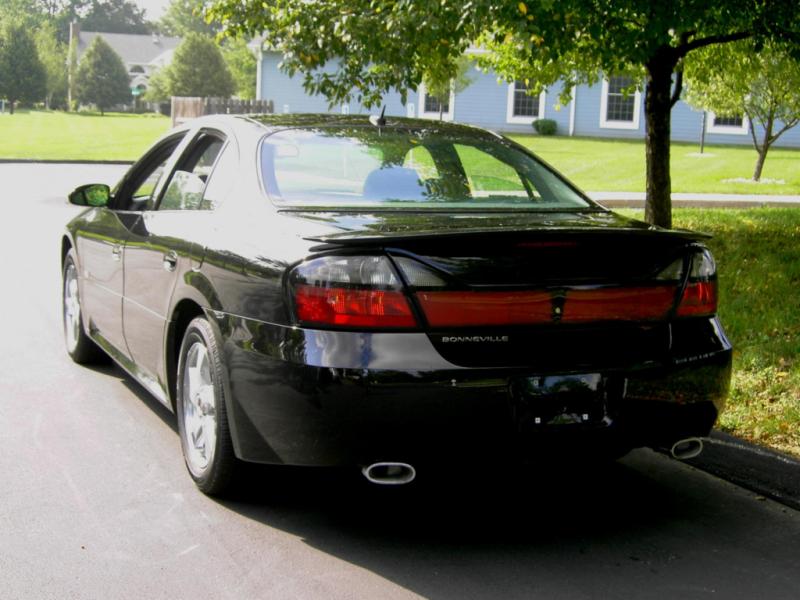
[1,163,799,600]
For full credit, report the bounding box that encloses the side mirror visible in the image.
[69,184,111,207]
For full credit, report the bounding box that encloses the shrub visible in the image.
[533,118,557,135]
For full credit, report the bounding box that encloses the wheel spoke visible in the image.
[181,339,218,476]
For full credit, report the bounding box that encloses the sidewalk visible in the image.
[589,191,800,208]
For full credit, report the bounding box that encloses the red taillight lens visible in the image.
[417,290,552,327]
[564,286,677,323]
[676,280,717,317]
[290,256,417,329]
[295,285,416,328]
[417,286,678,327]
[675,249,718,317]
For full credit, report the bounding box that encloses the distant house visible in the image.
[69,23,181,99]
[256,50,800,149]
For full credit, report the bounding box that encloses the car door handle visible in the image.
[111,245,122,261]
[163,251,178,271]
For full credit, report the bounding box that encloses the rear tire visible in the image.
[176,316,239,495]
[62,250,106,364]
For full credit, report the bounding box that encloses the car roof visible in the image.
[186,112,500,140]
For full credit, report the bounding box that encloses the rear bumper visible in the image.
[212,313,732,466]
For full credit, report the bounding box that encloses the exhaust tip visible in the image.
[362,462,416,485]
[670,437,704,460]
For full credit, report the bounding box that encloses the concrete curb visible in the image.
[687,431,800,511]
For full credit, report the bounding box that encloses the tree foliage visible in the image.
[208,0,800,227]
[685,41,800,181]
[75,35,130,113]
[159,0,219,36]
[222,37,256,99]
[35,21,68,108]
[0,20,47,113]
[80,0,151,34]
[423,55,474,120]
[167,32,234,97]
[142,65,170,102]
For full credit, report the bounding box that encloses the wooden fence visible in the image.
[171,97,274,126]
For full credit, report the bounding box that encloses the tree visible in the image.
[81,0,151,34]
[222,37,256,99]
[423,55,474,121]
[142,65,170,101]
[168,32,234,97]
[35,21,68,109]
[75,35,130,114]
[685,41,800,182]
[0,21,47,113]
[159,0,219,36]
[207,0,800,228]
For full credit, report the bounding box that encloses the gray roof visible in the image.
[78,31,181,66]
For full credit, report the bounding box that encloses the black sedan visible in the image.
[62,114,731,494]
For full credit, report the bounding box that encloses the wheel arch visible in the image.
[61,235,73,267]
[166,299,206,411]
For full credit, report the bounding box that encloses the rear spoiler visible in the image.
[305,226,709,251]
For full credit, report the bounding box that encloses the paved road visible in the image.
[2,163,799,600]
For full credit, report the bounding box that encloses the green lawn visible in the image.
[619,208,800,457]
[511,135,800,196]
[0,110,170,161]
[1,111,798,197]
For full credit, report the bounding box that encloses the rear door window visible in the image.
[158,133,225,211]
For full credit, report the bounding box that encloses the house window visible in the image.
[419,82,454,121]
[599,76,641,130]
[707,112,749,135]
[424,94,448,114]
[505,81,546,124]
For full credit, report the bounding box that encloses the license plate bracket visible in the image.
[510,373,607,429]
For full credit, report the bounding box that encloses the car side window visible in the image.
[114,133,186,211]
[131,157,170,206]
[159,134,225,211]
[199,140,238,210]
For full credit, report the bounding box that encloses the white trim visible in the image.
[599,78,641,130]
[418,82,454,121]
[706,112,749,135]
[568,87,576,136]
[505,82,546,124]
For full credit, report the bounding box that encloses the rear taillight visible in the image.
[676,249,717,317]
[290,256,417,329]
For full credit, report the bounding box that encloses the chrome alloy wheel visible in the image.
[63,262,81,353]
[182,341,218,476]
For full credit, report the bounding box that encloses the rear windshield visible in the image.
[260,127,593,210]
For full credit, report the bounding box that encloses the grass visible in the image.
[511,135,800,196]
[0,109,170,161]
[1,111,799,197]
[618,207,800,457]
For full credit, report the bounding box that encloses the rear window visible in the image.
[260,127,593,210]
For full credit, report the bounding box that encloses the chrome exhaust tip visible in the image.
[670,437,704,460]
[362,462,416,485]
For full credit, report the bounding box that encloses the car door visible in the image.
[122,130,229,398]
[76,132,187,360]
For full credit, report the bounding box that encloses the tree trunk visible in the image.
[752,113,774,182]
[753,146,768,181]
[644,58,675,229]
[8,99,15,115]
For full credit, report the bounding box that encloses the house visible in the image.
[69,23,181,98]
[256,50,800,148]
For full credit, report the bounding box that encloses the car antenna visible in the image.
[369,105,387,128]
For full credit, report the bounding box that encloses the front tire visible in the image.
[176,316,239,495]
[62,250,105,364]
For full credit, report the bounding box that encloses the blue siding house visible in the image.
[258,51,800,148]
